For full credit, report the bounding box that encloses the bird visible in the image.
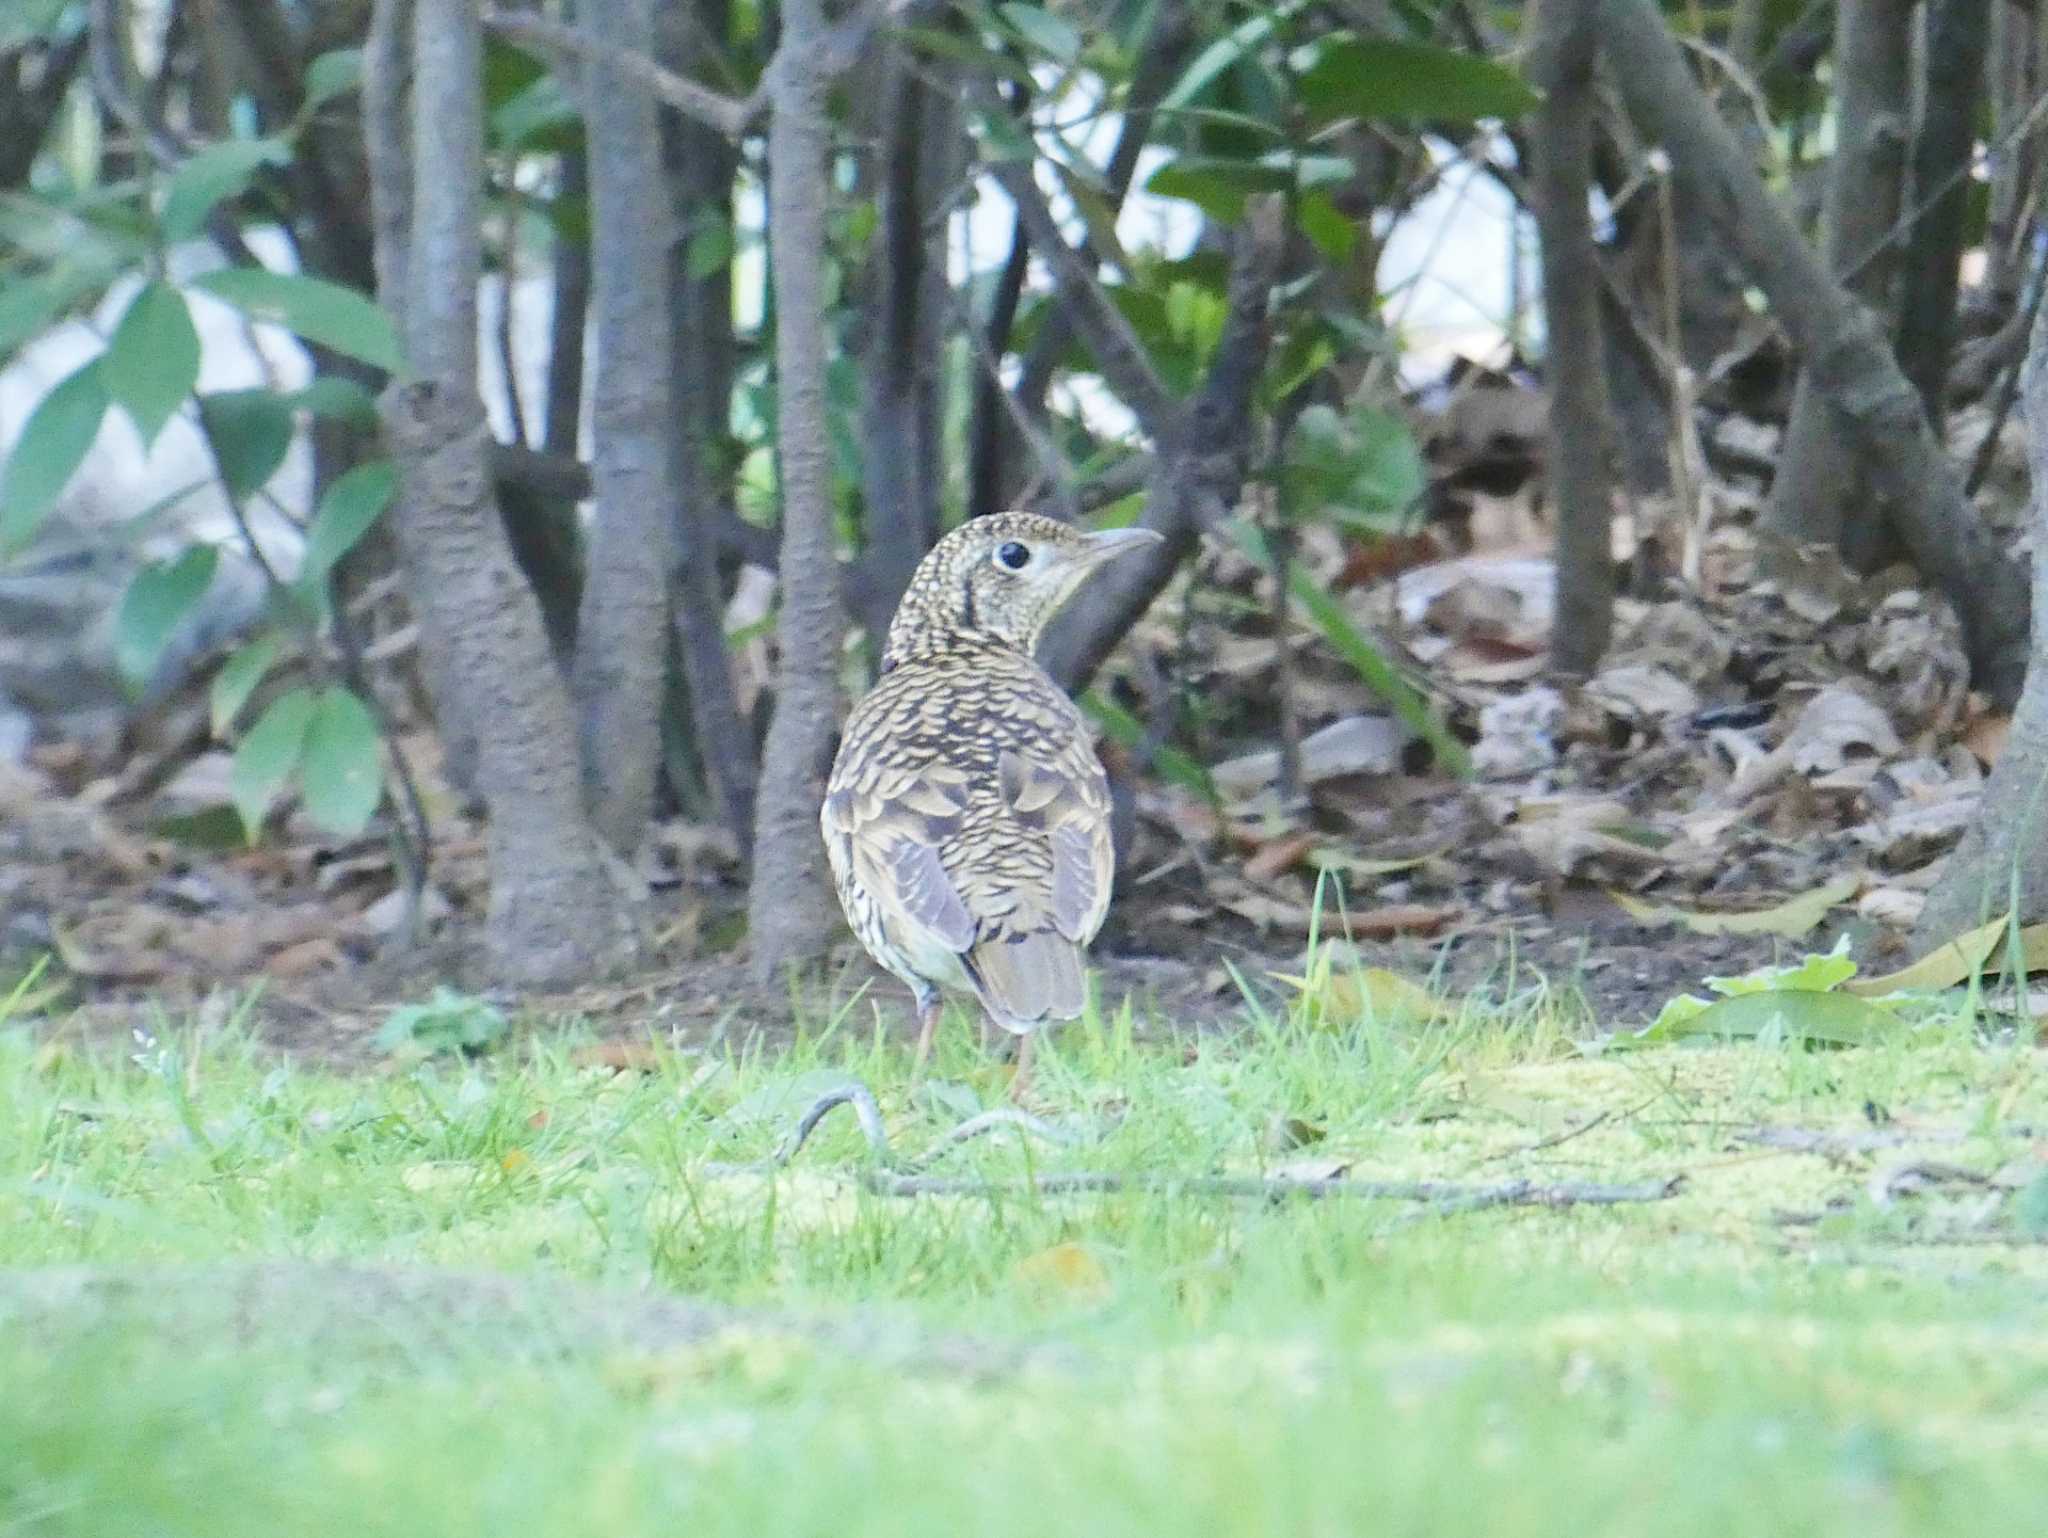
[821,511,1163,1098]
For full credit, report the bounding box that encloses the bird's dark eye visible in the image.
[995,541,1031,571]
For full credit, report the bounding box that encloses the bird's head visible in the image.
[883,512,1164,665]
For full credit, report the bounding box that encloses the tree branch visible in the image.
[983,153,1177,438]
[483,8,762,136]
[1038,198,1287,691]
[1599,0,2031,704]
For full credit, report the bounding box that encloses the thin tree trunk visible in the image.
[1598,0,2030,705]
[1530,0,1615,675]
[1983,3,2040,319]
[1040,202,1287,691]
[1894,0,1994,435]
[1912,264,2048,948]
[545,148,591,460]
[662,0,758,855]
[572,0,678,855]
[366,0,632,985]
[1001,9,1187,508]
[966,82,1034,525]
[853,46,952,645]
[1767,0,1911,554]
[747,0,850,984]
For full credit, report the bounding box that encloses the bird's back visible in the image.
[823,639,1114,1029]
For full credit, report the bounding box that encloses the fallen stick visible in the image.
[858,1172,1687,1209]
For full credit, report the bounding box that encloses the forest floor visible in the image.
[6,957,2048,1536]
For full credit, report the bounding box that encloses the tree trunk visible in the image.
[1767,0,1911,555]
[1598,0,2030,706]
[571,0,678,855]
[1981,2,2039,319]
[1531,0,1615,675]
[1912,271,2048,948]
[661,0,758,855]
[747,0,851,985]
[1894,0,1994,437]
[365,0,632,985]
[854,45,952,646]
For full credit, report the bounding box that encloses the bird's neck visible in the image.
[880,619,1025,673]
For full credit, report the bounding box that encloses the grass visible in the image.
[5,968,2048,1536]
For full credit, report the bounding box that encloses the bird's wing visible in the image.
[996,733,1114,945]
[822,757,979,959]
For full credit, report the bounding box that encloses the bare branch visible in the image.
[983,153,1177,437]
[483,8,761,136]
[1599,0,2031,703]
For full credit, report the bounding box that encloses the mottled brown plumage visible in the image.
[822,512,1162,1092]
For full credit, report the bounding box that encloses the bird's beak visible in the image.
[1077,526,1165,568]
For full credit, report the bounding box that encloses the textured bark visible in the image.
[363,0,483,791]
[367,0,631,984]
[1981,3,2039,317]
[1600,0,2030,705]
[1767,0,1911,554]
[747,0,851,985]
[1895,0,1994,435]
[661,0,758,854]
[544,148,591,459]
[1913,282,2048,948]
[854,46,953,645]
[1530,0,1615,675]
[572,0,678,854]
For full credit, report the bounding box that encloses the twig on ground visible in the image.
[860,1172,1687,1209]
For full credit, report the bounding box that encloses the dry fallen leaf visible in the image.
[1608,874,1859,939]
[1012,1242,1112,1301]
[573,1039,666,1075]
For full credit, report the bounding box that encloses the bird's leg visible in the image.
[911,989,943,1079]
[1008,1032,1036,1103]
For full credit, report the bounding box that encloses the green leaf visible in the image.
[0,359,108,553]
[1159,0,1307,112]
[211,633,283,736]
[191,268,404,373]
[1295,191,1355,262]
[104,282,201,447]
[1296,36,1540,127]
[300,685,383,837]
[116,544,219,688]
[1283,403,1426,529]
[159,138,290,244]
[686,214,735,280]
[491,74,580,152]
[375,987,507,1057]
[301,460,394,585]
[1628,989,1903,1048]
[0,265,106,363]
[232,686,316,841]
[198,389,294,499]
[999,2,1081,63]
[302,49,364,111]
[287,376,380,425]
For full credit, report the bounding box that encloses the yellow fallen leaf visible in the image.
[499,1148,534,1177]
[1849,918,2048,996]
[1012,1242,1111,1301]
[1272,966,1448,1026]
[1608,875,1860,938]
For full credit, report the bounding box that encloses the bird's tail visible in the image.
[964,929,1087,1032]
